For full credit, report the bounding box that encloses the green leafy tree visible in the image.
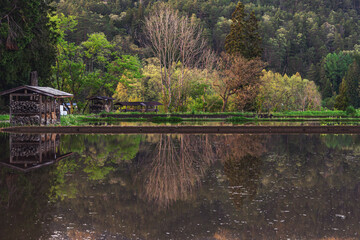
[257,71,321,112]
[81,32,114,72]
[50,14,85,113]
[323,52,353,94]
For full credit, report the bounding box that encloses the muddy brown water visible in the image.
[0,132,360,239]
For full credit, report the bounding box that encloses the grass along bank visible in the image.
[3,110,360,127]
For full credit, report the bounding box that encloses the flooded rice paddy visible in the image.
[0,133,359,239]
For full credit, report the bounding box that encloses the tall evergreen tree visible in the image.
[334,80,349,110]
[243,11,263,59]
[344,60,360,108]
[224,1,246,56]
[225,2,262,59]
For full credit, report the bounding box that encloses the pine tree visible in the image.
[307,63,320,86]
[322,79,333,99]
[334,80,349,110]
[344,61,360,108]
[243,11,263,59]
[225,2,262,59]
[225,1,246,55]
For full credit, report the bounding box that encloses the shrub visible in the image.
[346,106,356,116]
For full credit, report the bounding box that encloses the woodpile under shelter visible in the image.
[0,85,73,125]
[87,96,115,113]
[114,101,162,112]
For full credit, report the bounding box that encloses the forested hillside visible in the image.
[2,0,360,111]
[53,0,360,74]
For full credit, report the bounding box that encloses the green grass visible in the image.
[271,110,349,117]
[150,116,183,123]
[0,122,10,128]
[60,115,88,126]
[226,117,254,123]
[56,111,360,126]
[83,117,147,122]
[0,115,9,121]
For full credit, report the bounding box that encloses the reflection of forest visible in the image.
[1,134,360,239]
[137,134,216,208]
[219,135,267,209]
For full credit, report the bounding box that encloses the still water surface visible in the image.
[0,133,359,239]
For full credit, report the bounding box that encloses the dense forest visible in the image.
[2,0,360,112]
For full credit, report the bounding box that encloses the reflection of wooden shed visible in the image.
[114,101,162,112]
[87,96,115,113]
[0,85,73,125]
[0,133,73,172]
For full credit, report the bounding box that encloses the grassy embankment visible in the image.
[2,110,360,127]
[63,110,360,125]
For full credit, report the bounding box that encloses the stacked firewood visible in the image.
[11,101,39,113]
[12,134,41,142]
[12,116,40,125]
[11,145,39,157]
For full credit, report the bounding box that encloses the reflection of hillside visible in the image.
[137,134,216,208]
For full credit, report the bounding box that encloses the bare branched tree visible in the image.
[213,53,266,112]
[144,3,209,111]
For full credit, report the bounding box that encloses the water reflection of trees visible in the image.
[137,134,216,208]
[3,134,360,239]
[219,135,267,209]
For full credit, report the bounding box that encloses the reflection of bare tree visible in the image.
[138,134,216,208]
[219,135,268,209]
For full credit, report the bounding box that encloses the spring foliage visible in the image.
[257,71,321,112]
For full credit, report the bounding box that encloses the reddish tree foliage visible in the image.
[213,53,266,111]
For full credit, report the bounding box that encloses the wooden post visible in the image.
[9,94,13,125]
[39,135,43,163]
[45,97,48,125]
[52,99,55,123]
[9,134,13,163]
[39,95,42,126]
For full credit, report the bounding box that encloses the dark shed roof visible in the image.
[87,96,115,101]
[114,101,162,106]
[0,85,73,98]
[145,101,163,106]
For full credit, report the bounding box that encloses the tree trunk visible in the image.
[222,97,228,112]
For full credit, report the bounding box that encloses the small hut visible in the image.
[0,80,73,125]
[87,96,115,113]
[0,133,73,172]
[114,101,162,112]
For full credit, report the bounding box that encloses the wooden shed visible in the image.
[0,133,73,172]
[0,85,73,125]
[114,101,162,112]
[87,96,115,113]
